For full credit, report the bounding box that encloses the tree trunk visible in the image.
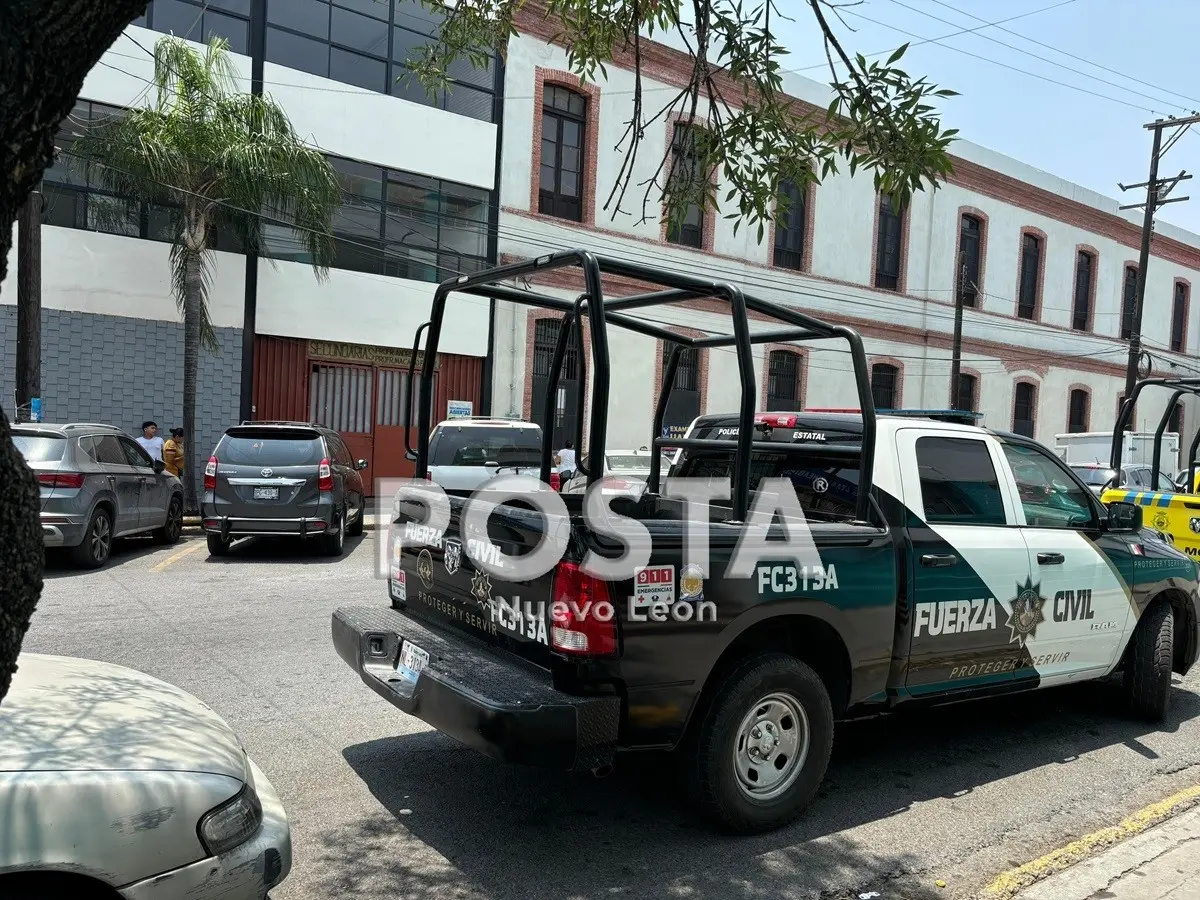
[182,249,203,514]
[0,0,150,705]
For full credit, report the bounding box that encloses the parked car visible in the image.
[201,421,367,557]
[0,652,291,899]
[426,418,544,492]
[1071,462,1176,496]
[561,447,676,495]
[12,422,185,568]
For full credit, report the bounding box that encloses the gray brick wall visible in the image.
[0,306,242,471]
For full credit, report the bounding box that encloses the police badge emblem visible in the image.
[444,539,462,576]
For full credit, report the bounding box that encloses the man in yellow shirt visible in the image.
[163,427,185,478]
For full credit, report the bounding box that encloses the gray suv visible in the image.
[12,422,185,568]
[201,421,368,557]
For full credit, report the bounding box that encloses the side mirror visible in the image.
[153,458,165,474]
[484,460,499,468]
[1107,501,1143,532]
[356,459,369,470]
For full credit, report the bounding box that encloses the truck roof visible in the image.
[683,410,994,447]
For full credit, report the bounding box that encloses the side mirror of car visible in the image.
[1107,500,1142,532]
[356,459,369,470]
[153,458,165,474]
[484,460,499,468]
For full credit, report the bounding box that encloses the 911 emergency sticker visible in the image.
[390,569,407,602]
[633,565,675,610]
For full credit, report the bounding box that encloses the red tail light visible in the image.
[754,413,797,428]
[550,561,617,657]
[318,458,333,492]
[550,471,561,491]
[603,477,632,490]
[204,456,218,490]
[38,472,85,489]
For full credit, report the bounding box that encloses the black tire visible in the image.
[323,510,346,557]
[1124,600,1174,722]
[153,496,184,545]
[346,495,365,537]
[207,533,231,557]
[71,507,113,569]
[683,652,834,834]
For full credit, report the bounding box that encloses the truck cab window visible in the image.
[914,436,1007,525]
[1001,442,1095,529]
[673,451,861,520]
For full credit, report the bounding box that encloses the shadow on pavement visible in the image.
[42,535,176,578]
[201,534,367,565]
[334,679,1200,900]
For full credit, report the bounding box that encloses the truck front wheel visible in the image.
[684,652,834,834]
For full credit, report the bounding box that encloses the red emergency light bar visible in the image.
[753,413,797,427]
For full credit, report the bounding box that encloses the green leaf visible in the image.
[887,43,909,65]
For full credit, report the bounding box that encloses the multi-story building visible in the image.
[491,12,1200,464]
[1,0,500,484]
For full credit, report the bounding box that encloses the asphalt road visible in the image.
[20,532,1200,900]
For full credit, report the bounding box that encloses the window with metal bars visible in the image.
[539,86,586,222]
[1169,402,1184,436]
[954,372,977,412]
[871,363,899,410]
[1172,282,1189,352]
[1068,389,1089,433]
[662,343,699,392]
[766,351,802,411]
[532,318,580,381]
[666,125,704,248]
[874,196,903,290]
[1012,382,1036,437]
[1072,251,1094,331]
[773,181,806,270]
[957,215,981,307]
[1121,266,1138,340]
[1017,233,1041,319]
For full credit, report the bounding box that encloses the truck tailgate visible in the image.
[333,604,621,770]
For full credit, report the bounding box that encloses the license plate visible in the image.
[395,639,429,683]
[253,486,279,500]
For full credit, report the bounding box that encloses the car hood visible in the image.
[0,654,248,779]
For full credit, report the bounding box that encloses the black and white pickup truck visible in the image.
[333,251,1200,834]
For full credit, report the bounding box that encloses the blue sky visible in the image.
[772,0,1200,234]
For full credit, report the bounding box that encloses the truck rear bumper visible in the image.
[332,605,620,772]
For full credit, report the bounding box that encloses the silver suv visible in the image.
[12,423,185,568]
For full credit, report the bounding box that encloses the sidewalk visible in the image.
[1016,805,1200,900]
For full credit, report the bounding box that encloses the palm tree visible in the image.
[75,35,341,511]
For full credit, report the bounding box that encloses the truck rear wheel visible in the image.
[684,652,834,834]
[1124,600,1174,722]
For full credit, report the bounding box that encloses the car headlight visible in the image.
[198,782,263,856]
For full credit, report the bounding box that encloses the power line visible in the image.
[884,0,1192,113]
[923,0,1200,110]
[835,6,1168,115]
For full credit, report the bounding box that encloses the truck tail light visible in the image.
[204,456,218,490]
[38,472,85,489]
[550,561,617,657]
[318,458,333,492]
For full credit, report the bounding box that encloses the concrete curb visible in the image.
[982,784,1200,899]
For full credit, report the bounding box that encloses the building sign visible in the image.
[308,340,431,370]
[662,424,688,440]
[447,399,474,419]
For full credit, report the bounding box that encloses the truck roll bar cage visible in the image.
[403,250,877,524]
[1110,376,1200,492]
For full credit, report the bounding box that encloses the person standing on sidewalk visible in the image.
[136,421,164,462]
[555,440,576,481]
[163,427,185,478]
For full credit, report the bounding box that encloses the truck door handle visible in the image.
[920,554,957,568]
[1038,552,1065,565]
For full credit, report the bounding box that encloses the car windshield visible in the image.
[12,433,66,462]
[1072,466,1119,486]
[431,427,542,467]
[217,434,325,466]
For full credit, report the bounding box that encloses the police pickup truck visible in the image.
[332,251,1200,836]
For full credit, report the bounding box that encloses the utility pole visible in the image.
[1119,113,1200,428]
[949,253,965,409]
[16,190,42,423]
[238,0,267,423]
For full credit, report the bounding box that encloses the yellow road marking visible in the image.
[983,784,1200,898]
[151,539,206,571]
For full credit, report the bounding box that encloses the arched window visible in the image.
[539,86,587,221]
[954,372,977,412]
[1013,382,1037,437]
[871,363,899,410]
[531,318,581,447]
[1068,389,1089,433]
[957,215,981,307]
[767,351,802,411]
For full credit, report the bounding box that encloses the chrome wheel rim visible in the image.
[90,515,111,562]
[167,501,182,540]
[733,691,810,801]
